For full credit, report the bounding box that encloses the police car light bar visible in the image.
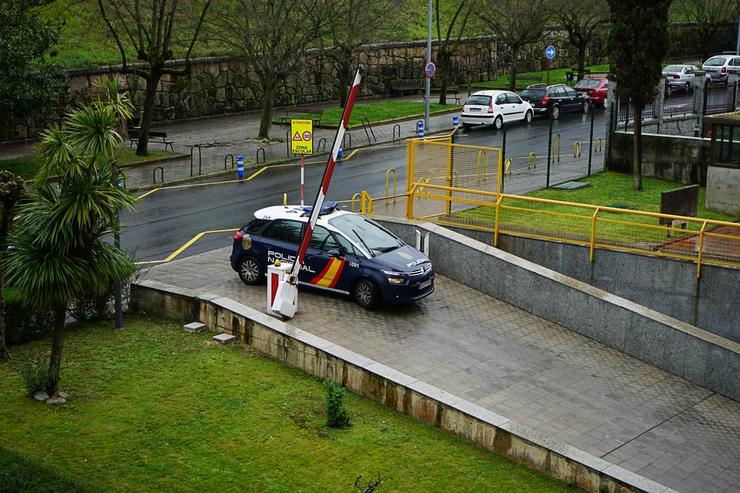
[271,67,363,319]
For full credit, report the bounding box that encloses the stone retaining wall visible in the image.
[130,279,670,493]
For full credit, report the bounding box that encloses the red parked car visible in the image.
[574,76,608,109]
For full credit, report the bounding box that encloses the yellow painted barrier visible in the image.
[283,193,287,207]
[351,192,362,212]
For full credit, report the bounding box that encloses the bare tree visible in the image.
[97,0,212,156]
[321,0,402,108]
[435,0,473,104]
[551,0,609,81]
[208,0,328,138]
[475,0,548,91]
[671,0,740,62]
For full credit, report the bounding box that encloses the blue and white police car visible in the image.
[230,203,434,309]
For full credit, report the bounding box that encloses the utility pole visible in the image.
[425,0,432,130]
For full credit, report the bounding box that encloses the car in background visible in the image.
[702,55,740,85]
[574,76,608,109]
[521,83,591,119]
[662,65,697,94]
[461,90,533,130]
[230,203,434,309]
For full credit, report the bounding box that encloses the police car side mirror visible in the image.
[327,249,342,258]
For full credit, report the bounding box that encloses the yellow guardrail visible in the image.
[370,182,739,277]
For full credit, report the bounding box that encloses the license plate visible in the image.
[419,279,432,289]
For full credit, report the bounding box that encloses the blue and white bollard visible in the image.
[417,120,425,138]
[452,115,459,128]
[337,148,344,161]
[236,154,245,179]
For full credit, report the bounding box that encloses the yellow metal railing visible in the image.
[360,183,739,277]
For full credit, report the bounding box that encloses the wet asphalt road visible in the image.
[122,109,608,262]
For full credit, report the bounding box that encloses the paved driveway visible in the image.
[142,247,740,493]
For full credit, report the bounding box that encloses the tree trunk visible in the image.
[258,83,276,139]
[577,41,587,81]
[633,104,643,191]
[508,48,519,92]
[0,214,9,362]
[337,57,351,108]
[46,305,66,395]
[136,71,160,157]
[438,46,449,105]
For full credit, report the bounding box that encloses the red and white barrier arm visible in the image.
[288,67,363,282]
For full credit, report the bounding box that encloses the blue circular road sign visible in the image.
[425,62,436,78]
[545,45,556,60]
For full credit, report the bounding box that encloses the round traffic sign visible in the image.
[545,45,556,60]
[302,131,311,141]
[425,62,436,78]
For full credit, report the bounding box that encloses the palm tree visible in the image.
[6,99,135,397]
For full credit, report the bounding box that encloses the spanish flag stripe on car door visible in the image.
[311,258,345,287]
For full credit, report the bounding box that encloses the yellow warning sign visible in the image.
[291,119,313,155]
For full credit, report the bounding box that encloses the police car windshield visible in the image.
[329,214,402,257]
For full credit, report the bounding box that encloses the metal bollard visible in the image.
[237,154,245,179]
[417,120,425,138]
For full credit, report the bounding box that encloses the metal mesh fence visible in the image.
[704,83,738,115]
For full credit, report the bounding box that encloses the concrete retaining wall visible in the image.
[377,218,740,401]
[425,225,739,343]
[706,165,740,215]
[609,131,708,185]
[130,279,671,493]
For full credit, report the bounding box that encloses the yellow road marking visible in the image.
[135,228,238,266]
[246,166,268,180]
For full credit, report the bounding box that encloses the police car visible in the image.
[230,203,434,309]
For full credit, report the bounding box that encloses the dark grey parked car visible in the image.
[521,83,591,120]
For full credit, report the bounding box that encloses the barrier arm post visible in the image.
[493,194,504,247]
[696,220,708,278]
[589,207,600,262]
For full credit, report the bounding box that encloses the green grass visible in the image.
[275,101,460,128]
[456,172,738,243]
[472,64,611,91]
[0,317,575,493]
[0,149,184,180]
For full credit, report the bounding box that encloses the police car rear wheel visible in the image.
[238,256,263,285]
[353,279,378,309]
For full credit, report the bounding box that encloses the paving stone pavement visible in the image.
[142,246,740,493]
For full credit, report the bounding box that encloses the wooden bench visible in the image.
[128,129,174,151]
[275,109,324,126]
[390,80,421,96]
[430,86,463,104]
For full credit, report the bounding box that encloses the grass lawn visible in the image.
[0,317,575,493]
[274,101,460,129]
[471,64,611,91]
[0,149,185,180]
[456,172,738,243]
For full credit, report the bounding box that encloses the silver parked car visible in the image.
[702,55,740,85]
[662,65,697,94]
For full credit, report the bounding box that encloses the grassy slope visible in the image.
[0,317,575,493]
[472,64,611,91]
[457,172,737,242]
[275,101,460,128]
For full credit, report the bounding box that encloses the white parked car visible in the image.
[461,90,533,130]
[702,54,740,85]
[662,65,697,94]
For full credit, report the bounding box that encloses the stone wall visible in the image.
[706,165,740,215]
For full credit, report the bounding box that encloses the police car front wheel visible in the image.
[238,256,263,285]
[352,279,379,309]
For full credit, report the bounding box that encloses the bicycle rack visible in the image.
[153,166,164,184]
[342,132,352,151]
[504,158,513,176]
[116,171,127,189]
[573,141,582,158]
[316,137,328,152]
[553,133,561,163]
[224,154,234,170]
[475,150,488,183]
[594,137,603,154]
[360,116,377,144]
[385,168,397,205]
[256,147,266,164]
[351,193,362,212]
[392,124,401,144]
[528,152,537,169]
[190,144,202,176]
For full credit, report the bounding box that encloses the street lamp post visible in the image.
[425,0,432,130]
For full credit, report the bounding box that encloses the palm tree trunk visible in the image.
[47,305,66,395]
[258,83,276,139]
[633,104,643,191]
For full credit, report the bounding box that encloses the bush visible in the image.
[17,351,50,396]
[3,288,55,346]
[324,379,351,429]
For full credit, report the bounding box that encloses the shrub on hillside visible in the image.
[324,379,351,429]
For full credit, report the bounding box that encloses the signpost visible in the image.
[291,119,313,206]
[545,45,556,84]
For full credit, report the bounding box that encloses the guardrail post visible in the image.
[493,194,504,247]
[696,220,708,278]
[589,208,600,262]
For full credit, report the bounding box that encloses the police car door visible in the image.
[261,219,303,270]
[304,226,346,290]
